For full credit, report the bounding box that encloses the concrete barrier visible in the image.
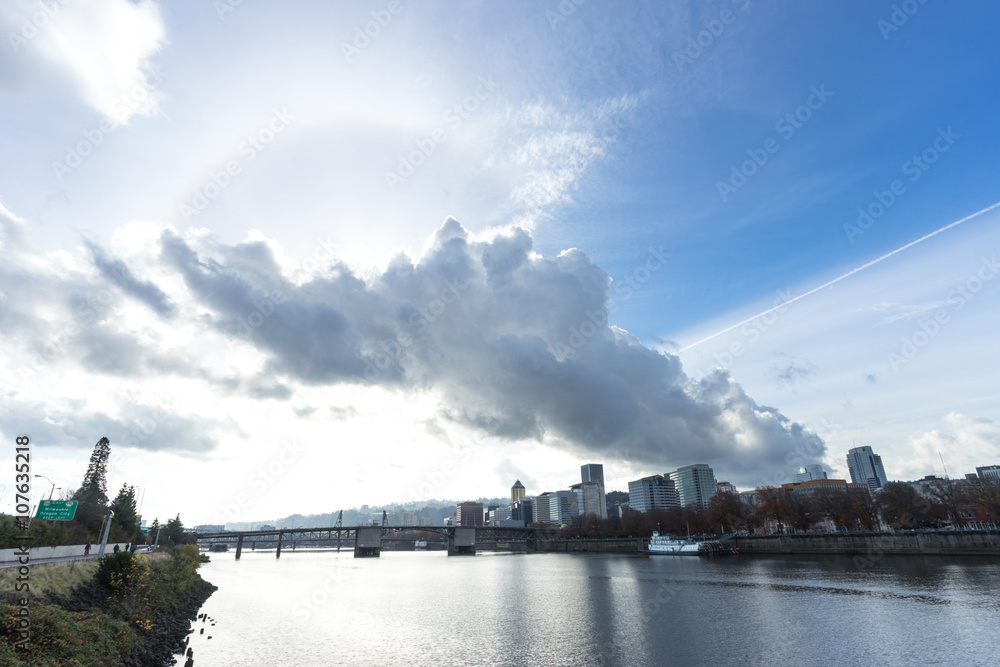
[729,531,1000,555]
[0,543,132,564]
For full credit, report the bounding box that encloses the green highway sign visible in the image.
[35,500,79,521]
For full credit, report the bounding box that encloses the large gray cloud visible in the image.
[158,217,825,483]
[1,205,824,482]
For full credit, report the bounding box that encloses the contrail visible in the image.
[678,200,1000,352]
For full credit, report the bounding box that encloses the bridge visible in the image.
[193,525,552,559]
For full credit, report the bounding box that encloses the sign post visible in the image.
[35,500,79,521]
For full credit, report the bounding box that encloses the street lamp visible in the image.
[34,474,58,500]
[27,475,59,528]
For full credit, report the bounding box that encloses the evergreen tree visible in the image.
[73,437,111,506]
[110,483,139,538]
[165,514,185,544]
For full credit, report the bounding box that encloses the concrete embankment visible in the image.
[532,538,646,553]
[728,531,1000,555]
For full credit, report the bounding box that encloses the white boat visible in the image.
[414,539,428,549]
[644,531,702,555]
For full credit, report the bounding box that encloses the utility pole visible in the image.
[98,510,115,557]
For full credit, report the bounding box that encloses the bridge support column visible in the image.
[276,532,283,558]
[448,527,477,556]
[235,535,243,560]
[355,527,382,557]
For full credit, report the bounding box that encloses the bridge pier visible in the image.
[276,531,283,559]
[235,535,243,560]
[355,527,382,557]
[448,527,477,556]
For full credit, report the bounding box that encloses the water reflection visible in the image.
[186,551,1000,666]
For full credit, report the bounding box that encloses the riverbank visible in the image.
[727,530,1000,555]
[0,546,216,666]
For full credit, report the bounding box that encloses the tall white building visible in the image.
[669,464,717,509]
[627,475,679,512]
[977,465,1000,483]
[846,446,888,491]
[796,464,828,482]
[549,490,579,524]
[571,481,608,519]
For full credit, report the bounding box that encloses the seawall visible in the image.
[728,531,1000,555]
[532,538,646,553]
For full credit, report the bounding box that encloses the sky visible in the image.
[1,0,998,526]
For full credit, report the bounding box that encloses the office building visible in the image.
[627,475,678,512]
[513,497,534,524]
[780,479,869,497]
[549,490,579,525]
[976,465,1000,483]
[534,493,553,525]
[796,464,828,482]
[570,481,608,519]
[669,464,717,509]
[716,481,737,495]
[489,506,512,524]
[581,463,605,484]
[846,446,888,491]
[456,501,484,527]
[511,479,526,506]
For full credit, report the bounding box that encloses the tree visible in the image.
[110,484,140,541]
[755,487,790,532]
[708,492,750,533]
[164,514,185,545]
[147,517,161,545]
[923,479,969,527]
[877,482,943,529]
[73,437,111,506]
[967,479,1000,523]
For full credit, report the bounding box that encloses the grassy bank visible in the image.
[0,546,215,666]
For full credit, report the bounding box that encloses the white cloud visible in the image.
[1,0,166,124]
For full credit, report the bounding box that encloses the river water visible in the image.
[183,550,1000,666]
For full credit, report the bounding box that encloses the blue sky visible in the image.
[1,0,998,524]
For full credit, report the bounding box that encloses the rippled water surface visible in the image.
[184,550,1000,666]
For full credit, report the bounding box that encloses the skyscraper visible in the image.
[976,465,1000,483]
[669,464,717,509]
[627,475,678,512]
[571,481,608,519]
[796,464,828,482]
[581,463,604,484]
[846,446,888,491]
[511,479,526,506]
[456,502,484,526]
